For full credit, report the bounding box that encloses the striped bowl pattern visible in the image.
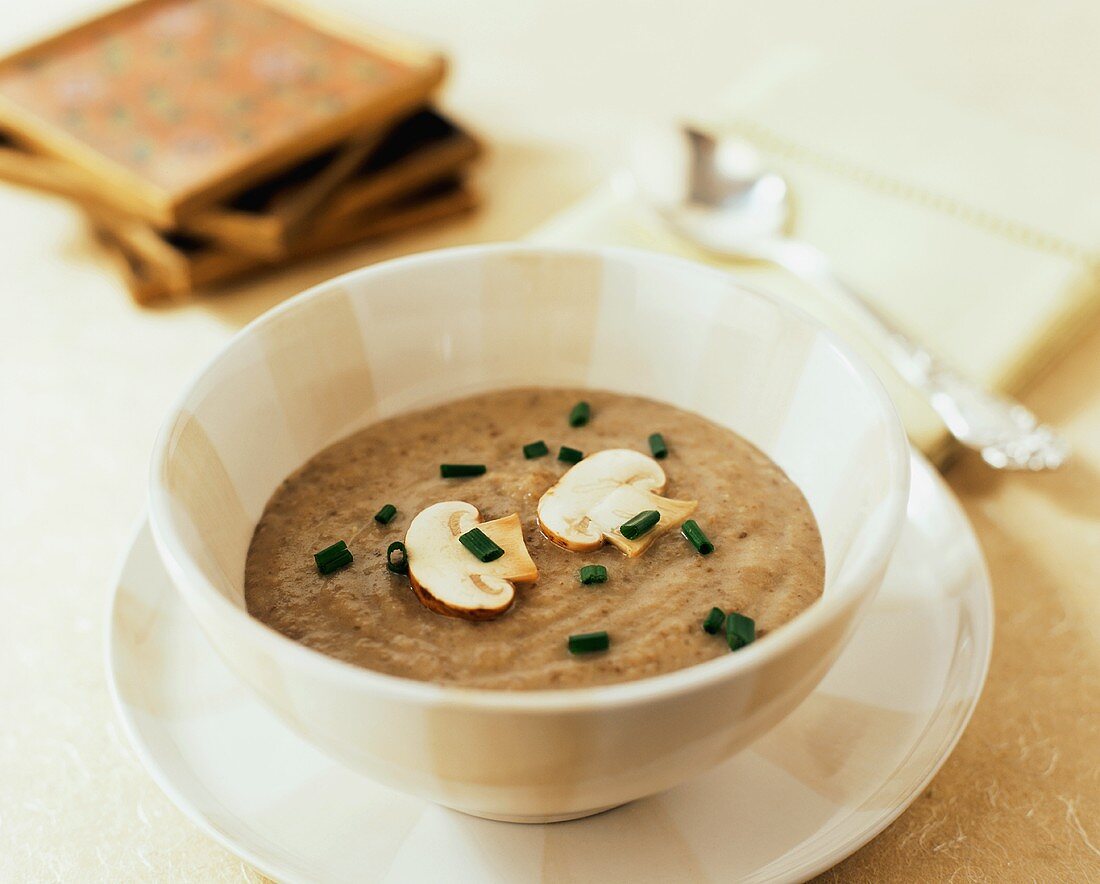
[148,244,910,822]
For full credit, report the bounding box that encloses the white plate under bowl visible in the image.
[107,452,990,883]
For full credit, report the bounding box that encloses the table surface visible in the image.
[1,1,1098,880]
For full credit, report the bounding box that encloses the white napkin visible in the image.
[529,49,1100,464]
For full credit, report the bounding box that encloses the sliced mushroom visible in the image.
[537,449,697,557]
[405,501,538,620]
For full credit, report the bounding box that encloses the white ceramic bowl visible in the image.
[149,244,910,823]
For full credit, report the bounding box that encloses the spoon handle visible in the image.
[743,237,1070,470]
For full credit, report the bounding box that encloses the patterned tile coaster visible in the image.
[0,0,445,224]
[0,108,477,259]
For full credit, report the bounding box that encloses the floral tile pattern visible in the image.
[0,0,413,195]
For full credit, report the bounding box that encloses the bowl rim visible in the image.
[148,242,911,713]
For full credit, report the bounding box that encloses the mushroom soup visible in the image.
[244,388,825,690]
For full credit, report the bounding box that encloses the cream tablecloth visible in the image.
[1,1,1098,880]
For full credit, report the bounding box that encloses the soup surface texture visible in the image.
[245,388,824,689]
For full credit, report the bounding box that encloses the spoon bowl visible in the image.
[631,126,791,246]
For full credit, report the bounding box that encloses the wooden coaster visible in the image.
[0,0,445,225]
[96,180,476,302]
[0,108,477,259]
[0,129,98,197]
[183,109,479,259]
[181,127,389,258]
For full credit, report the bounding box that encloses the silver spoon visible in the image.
[630,126,1070,471]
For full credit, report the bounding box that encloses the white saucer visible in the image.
[106,452,991,884]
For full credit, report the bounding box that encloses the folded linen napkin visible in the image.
[529,49,1100,465]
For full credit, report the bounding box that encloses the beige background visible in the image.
[1,0,1098,880]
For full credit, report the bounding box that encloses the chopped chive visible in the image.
[648,433,668,459]
[569,401,591,427]
[568,630,610,654]
[558,445,584,464]
[459,527,504,563]
[386,541,408,574]
[374,504,397,525]
[726,612,756,651]
[620,509,660,540]
[682,520,714,555]
[440,463,486,478]
[703,606,725,634]
[318,549,353,573]
[314,540,352,574]
[579,564,608,585]
[314,540,346,561]
[523,439,549,459]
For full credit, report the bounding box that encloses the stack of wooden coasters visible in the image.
[0,0,479,303]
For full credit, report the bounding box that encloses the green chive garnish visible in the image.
[682,520,714,555]
[726,612,755,651]
[314,540,346,561]
[314,540,352,574]
[558,445,584,464]
[374,504,397,525]
[648,433,668,459]
[579,564,608,585]
[523,439,549,459]
[568,631,610,654]
[440,463,486,478]
[386,541,408,574]
[620,509,660,540]
[320,550,353,573]
[569,401,591,427]
[703,607,725,634]
[459,527,504,563]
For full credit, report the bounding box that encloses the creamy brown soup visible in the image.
[245,388,824,690]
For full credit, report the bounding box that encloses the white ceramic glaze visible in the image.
[109,454,991,882]
[147,245,910,822]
